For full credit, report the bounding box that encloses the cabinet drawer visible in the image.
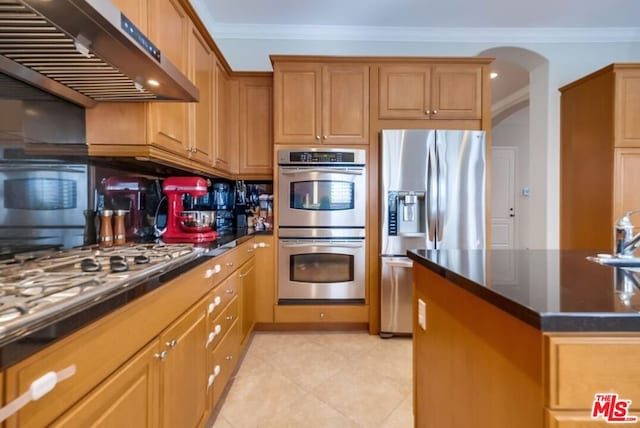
[206,274,239,321]
[546,335,640,409]
[546,409,627,427]
[208,320,241,407]
[274,304,369,323]
[207,297,239,351]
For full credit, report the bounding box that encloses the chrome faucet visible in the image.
[615,209,640,257]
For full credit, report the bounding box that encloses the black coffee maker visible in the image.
[211,182,234,233]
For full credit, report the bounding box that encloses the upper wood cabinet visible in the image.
[214,61,239,174]
[147,0,190,156]
[273,62,369,145]
[189,24,215,166]
[614,70,640,147]
[379,63,482,120]
[560,64,640,250]
[238,76,273,178]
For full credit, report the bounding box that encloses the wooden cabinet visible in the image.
[214,61,239,174]
[379,63,482,120]
[2,238,260,427]
[188,23,215,166]
[158,299,208,428]
[238,258,256,344]
[273,60,369,145]
[147,0,190,156]
[52,340,161,428]
[238,76,273,178]
[274,304,369,323]
[560,64,640,250]
[253,237,275,323]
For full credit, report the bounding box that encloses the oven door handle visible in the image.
[280,168,364,176]
[280,242,364,249]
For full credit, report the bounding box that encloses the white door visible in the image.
[491,147,516,249]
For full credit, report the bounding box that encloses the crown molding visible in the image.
[205,23,640,43]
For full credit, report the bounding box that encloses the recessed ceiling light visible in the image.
[147,79,160,87]
[490,72,498,80]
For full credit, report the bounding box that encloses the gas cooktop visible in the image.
[0,243,204,344]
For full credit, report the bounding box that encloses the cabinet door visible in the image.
[431,64,482,120]
[239,258,256,344]
[110,0,147,32]
[273,63,322,144]
[147,0,190,156]
[239,77,273,177]
[51,340,161,428]
[254,237,275,323]
[615,70,640,147]
[546,410,619,428]
[159,302,207,428]
[189,25,215,166]
[322,64,369,144]
[379,64,430,119]
[215,62,239,174]
[614,148,640,219]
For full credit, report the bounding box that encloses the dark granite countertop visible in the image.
[0,229,269,369]
[408,249,640,332]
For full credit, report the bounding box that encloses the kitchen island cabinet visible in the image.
[2,236,259,427]
[409,249,640,428]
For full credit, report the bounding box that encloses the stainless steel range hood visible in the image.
[0,0,199,107]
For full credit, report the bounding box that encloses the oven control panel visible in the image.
[278,148,366,165]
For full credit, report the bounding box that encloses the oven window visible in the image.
[4,178,77,210]
[289,180,353,211]
[290,253,354,283]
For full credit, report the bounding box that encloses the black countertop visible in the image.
[408,249,640,332]
[0,229,271,369]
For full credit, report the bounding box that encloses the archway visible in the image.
[477,46,550,250]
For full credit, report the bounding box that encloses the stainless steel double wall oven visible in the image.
[277,148,366,303]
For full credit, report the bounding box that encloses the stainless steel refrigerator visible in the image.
[380,129,486,337]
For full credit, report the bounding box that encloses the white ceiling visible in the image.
[200,0,640,28]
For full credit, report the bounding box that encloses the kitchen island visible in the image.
[408,249,640,428]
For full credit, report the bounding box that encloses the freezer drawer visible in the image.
[380,256,413,336]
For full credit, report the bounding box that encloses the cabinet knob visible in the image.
[320,312,325,319]
[154,351,168,361]
[323,135,328,139]
[432,110,438,115]
[226,288,234,295]
[225,355,233,361]
[315,135,320,140]
[166,339,177,348]
[226,262,234,267]
[226,315,234,321]
[425,109,430,115]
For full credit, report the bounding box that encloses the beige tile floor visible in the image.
[211,331,413,428]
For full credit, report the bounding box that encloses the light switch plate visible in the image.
[418,299,426,330]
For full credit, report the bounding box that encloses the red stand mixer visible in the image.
[159,177,217,243]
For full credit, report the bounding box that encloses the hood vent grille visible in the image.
[0,1,154,103]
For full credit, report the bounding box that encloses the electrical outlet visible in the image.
[418,299,426,330]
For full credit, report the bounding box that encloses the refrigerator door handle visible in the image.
[427,137,437,244]
[436,137,446,243]
[385,259,413,269]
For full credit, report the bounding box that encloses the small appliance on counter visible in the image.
[102,176,152,241]
[156,176,217,243]
[211,182,235,234]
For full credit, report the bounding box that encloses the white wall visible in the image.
[492,106,530,248]
[206,34,640,248]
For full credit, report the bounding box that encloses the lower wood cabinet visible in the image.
[52,340,161,428]
[2,238,259,427]
[159,298,208,428]
[546,410,620,428]
[274,304,369,323]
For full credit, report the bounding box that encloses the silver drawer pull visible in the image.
[226,315,234,321]
[225,355,233,361]
[226,288,234,295]
[165,339,177,348]
[207,365,221,388]
[226,262,234,267]
[206,325,223,347]
[154,351,168,361]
